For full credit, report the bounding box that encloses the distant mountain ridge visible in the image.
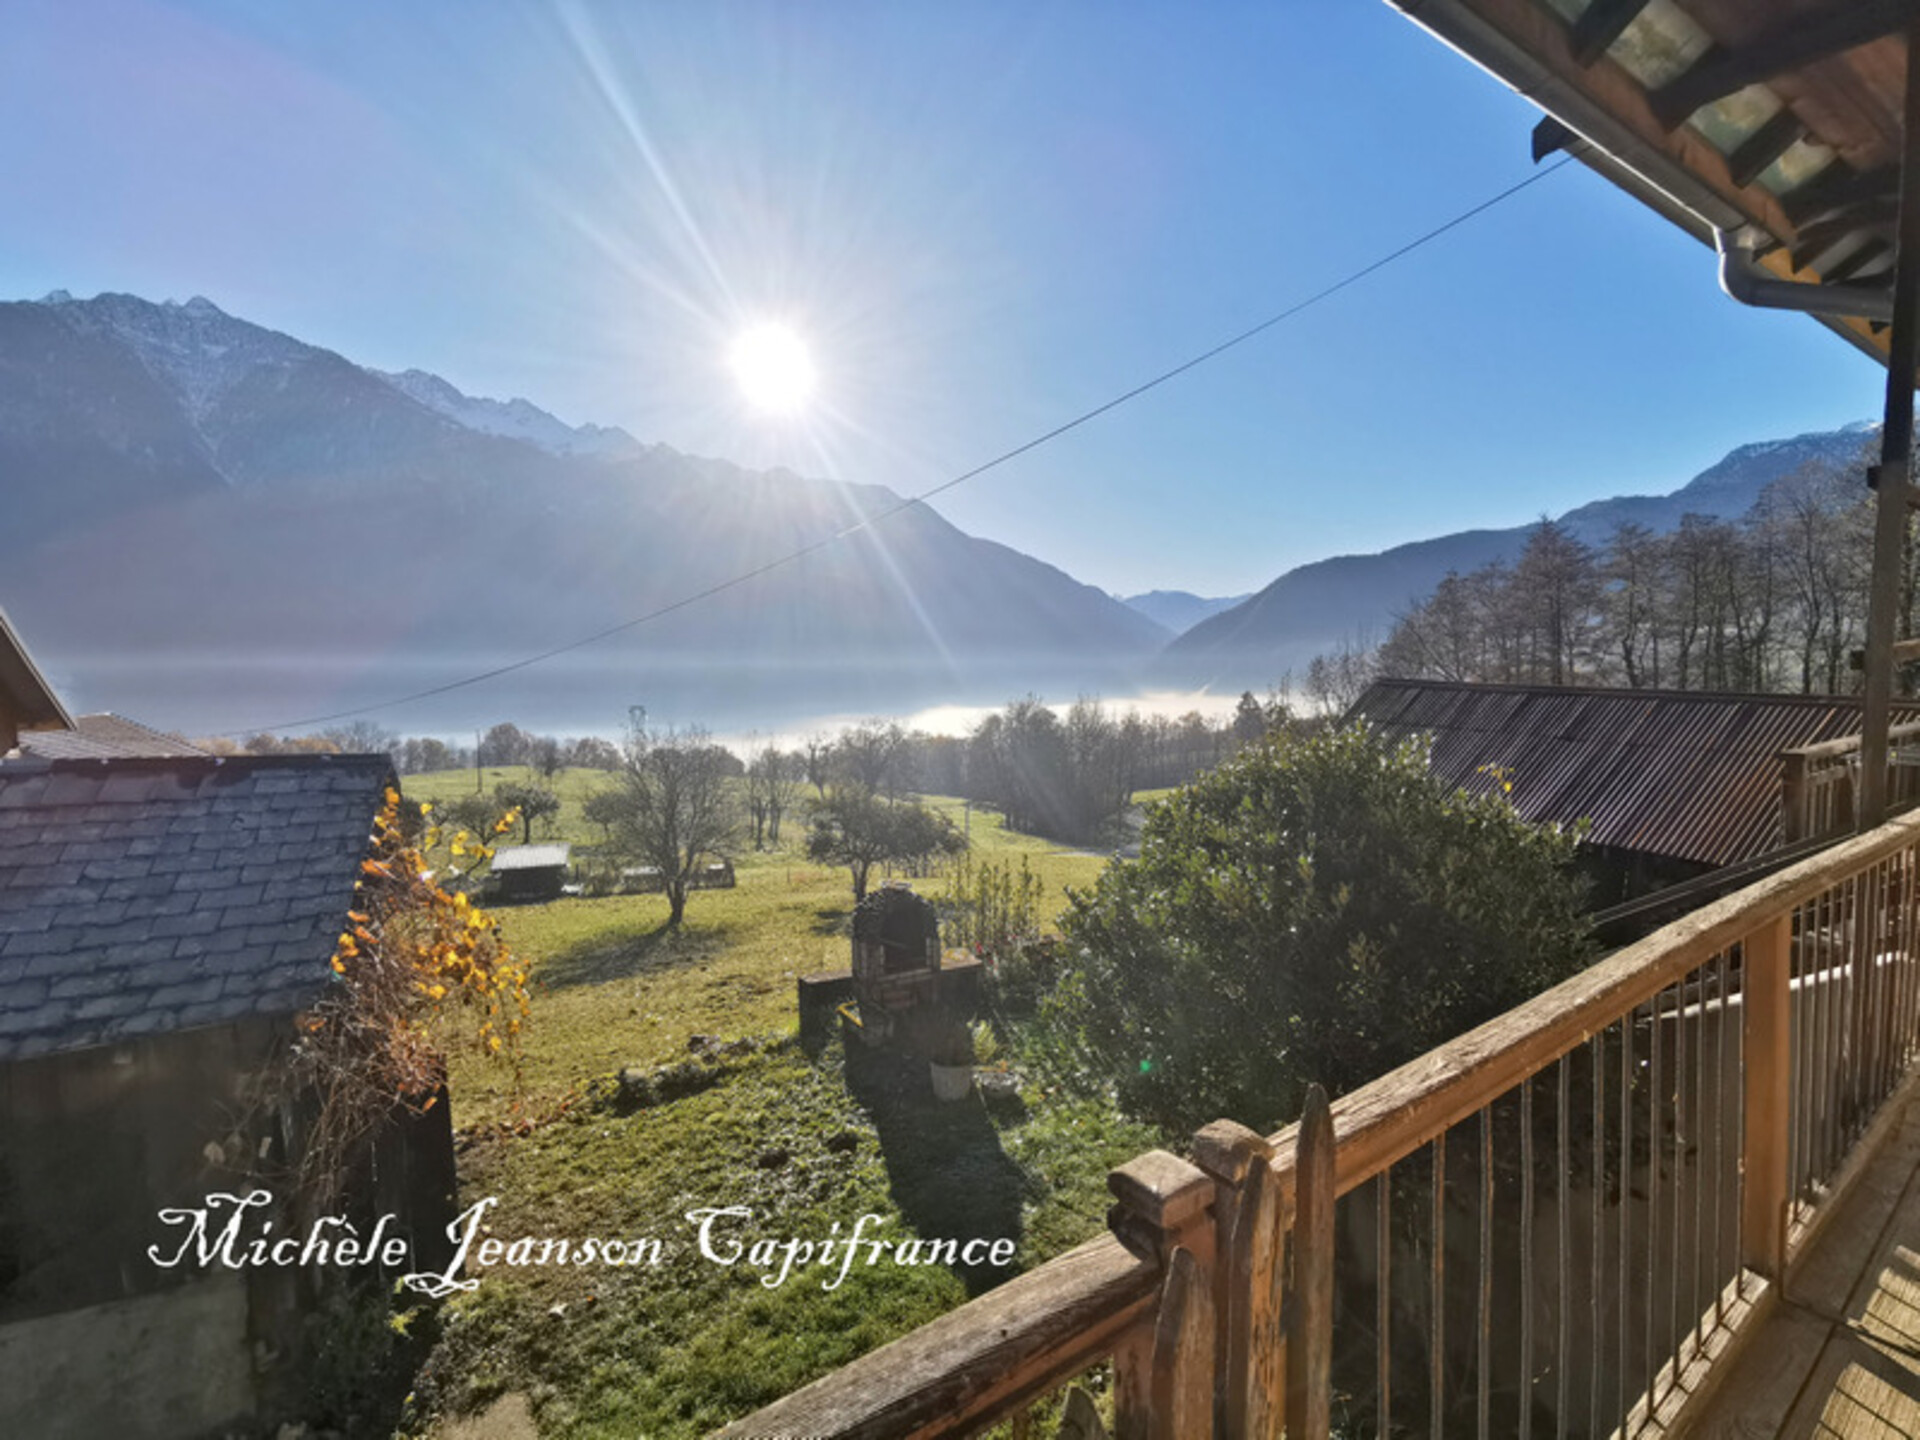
[1120,590,1251,635]
[1159,422,1879,692]
[376,366,646,459]
[2,291,1168,735]
[6,289,1882,735]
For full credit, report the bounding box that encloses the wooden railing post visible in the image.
[1742,915,1793,1279]
[1286,1085,1335,1440]
[1780,750,1810,844]
[1193,1120,1285,1440]
[1108,1149,1216,1440]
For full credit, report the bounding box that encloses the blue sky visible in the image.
[0,0,1885,599]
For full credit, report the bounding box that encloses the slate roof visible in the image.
[16,713,208,761]
[0,753,391,1061]
[1351,680,1920,869]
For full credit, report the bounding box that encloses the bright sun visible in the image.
[729,322,817,415]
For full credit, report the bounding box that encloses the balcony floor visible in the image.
[1695,1092,1920,1438]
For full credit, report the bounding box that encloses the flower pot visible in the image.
[929,1060,973,1102]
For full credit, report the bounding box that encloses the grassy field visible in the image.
[393,768,1156,1439]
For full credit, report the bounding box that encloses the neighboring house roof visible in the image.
[0,753,391,1061]
[17,713,207,761]
[1350,679,1920,869]
[490,843,570,872]
[0,607,73,740]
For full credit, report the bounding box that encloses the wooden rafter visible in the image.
[1727,108,1807,189]
[1566,0,1654,69]
[1648,0,1917,132]
[1824,235,1893,284]
[1781,163,1900,228]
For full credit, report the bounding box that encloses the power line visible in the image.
[227,155,1575,737]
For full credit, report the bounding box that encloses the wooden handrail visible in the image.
[1270,808,1920,1198]
[1780,719,1920,765]
[721,806,1920,1438]
[712,1234,1158,1439]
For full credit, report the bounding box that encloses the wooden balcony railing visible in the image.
[719,810,1920,1440]
[1780,720,1920,843]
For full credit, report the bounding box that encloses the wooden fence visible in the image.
[718,809,1920,1439]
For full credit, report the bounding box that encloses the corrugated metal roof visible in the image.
[1351,680,1920,867]
[490,844,571,872]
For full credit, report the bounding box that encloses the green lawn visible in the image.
[398,769,1154,1439]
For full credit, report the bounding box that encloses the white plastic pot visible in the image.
[929,1061,973,1102]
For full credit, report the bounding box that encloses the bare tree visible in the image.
[832,720,911,800]
[1512,519,1600,684]
[745,740,804,849]
[610,726,741,926]
[1304,636,1380,715]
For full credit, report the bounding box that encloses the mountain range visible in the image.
[1157,423,1878,691]
[0,289,1878,735]
[1,292,1167,736]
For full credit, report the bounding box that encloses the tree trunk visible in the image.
[667,882,688,926]
[851,861,869,901]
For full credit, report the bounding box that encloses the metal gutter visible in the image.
[1385,0,1893,367]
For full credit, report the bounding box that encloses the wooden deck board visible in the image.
[1692,1098,1920,1438]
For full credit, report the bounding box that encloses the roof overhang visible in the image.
[1386,0,1913,371]
[0,606,73,736]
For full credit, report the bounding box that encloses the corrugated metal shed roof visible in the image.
[490,844,571,872]
[0,753,388,1061]
[1351,680,1920,867]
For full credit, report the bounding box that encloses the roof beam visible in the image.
[1648,0,1917,132]
[1726,109,1807,190]
[1566,0,1653,69]
[1824,236,1893,284]
[1789,199,1901,264]
[1782,164,1899,228]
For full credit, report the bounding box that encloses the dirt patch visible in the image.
[432,1391,537,1440]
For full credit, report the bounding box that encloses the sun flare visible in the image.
[729,323,817,415]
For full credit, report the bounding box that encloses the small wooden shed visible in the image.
[488,843,572,902]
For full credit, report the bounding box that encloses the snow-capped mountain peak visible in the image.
[374,367,643,459]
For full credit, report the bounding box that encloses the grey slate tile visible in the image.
[0,754,388,1057]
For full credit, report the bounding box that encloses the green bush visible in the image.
[1050,724,1594,1132]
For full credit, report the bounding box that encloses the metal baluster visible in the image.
[1479,1108,1493,1440]
[1646,986,1663,1416]
[1591,1034,1604,1440]
[1557,1056,1571,1440]
[1619,1017,1631,1431]
[1671,972,1686,1361]
[1379,1168,1391,1440]
[1521,1078,1535,1440]
[1733,941,1748,1300]
[1432,1133,1446,1440]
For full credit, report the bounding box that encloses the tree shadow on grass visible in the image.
[843,1042,1032,1298]
[810,905,850,937]
[534,920,732,991]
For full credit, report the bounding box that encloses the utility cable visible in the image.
[226,155,1575,736]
